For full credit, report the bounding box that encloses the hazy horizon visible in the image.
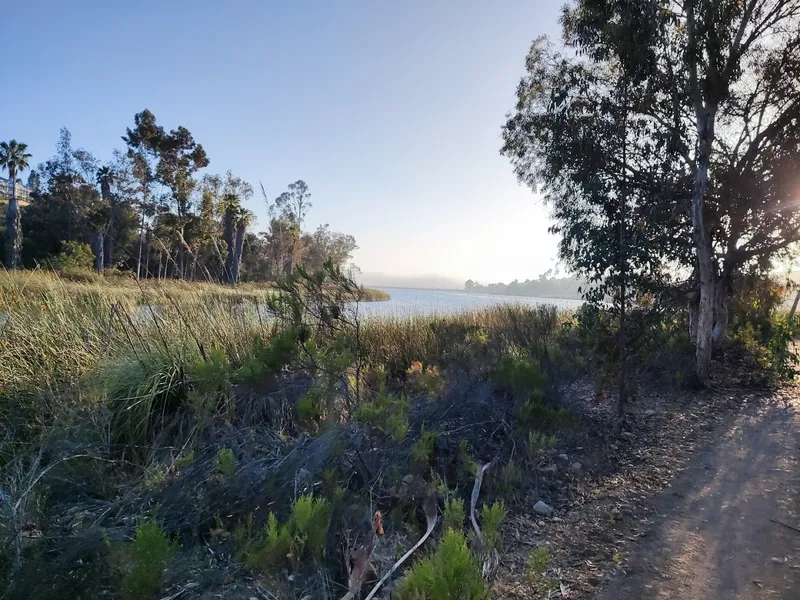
[5,0,564,283]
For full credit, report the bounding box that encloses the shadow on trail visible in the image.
[599,395,800,599]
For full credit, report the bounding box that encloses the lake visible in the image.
[356,288,584,318]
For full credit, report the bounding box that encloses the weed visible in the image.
[458,440,477,479]
[443,498,465,532]
[499,458,523,495]
[358,370,409,443]
[216,448,236,478]
[407,361,445,396]
[121,519,176,600]
[394,529,489,600]
[480,501,507,553]
[411,427,439,468]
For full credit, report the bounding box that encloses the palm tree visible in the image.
[0,140,32,269]
[96,166,116,271]
[231,207,254,284]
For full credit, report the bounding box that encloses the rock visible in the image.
[537,520,546,527]
[533,501,553,516]
[588,574,602,586]
[558,453,570,462]
[570,462,582,472]
[621,431,635,440]
[552,517,563,523]
[644,409,657,417]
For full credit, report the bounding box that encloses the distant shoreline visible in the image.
[364,285,583,302]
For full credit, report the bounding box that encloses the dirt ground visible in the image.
[595,392,800,599]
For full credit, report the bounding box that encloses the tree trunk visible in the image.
[136,212,146,280]
[713,279,730,345]
[223,207,236,284]
[691,109,717,385]
[4,173,22,269]
[789,288,800,322]
[232,222,246,284]
[104,230,115,269]
[93,231,104,274]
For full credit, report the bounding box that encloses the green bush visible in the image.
[235,495,332,571]
[216,448,236,478]
[238,328,299,383]
[480,501,507,553]
[491,354,547,400]
[357,370,409,443]
[53,240,95,270]
[394,529,489,600]
[121,519,177,600]
[443,497,465,532]
[411,427,439,468]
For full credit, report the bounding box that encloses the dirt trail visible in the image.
[596,393,800,599]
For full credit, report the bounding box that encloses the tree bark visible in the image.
[232,222,246,284]
[713,278,731,345]
[789,288,800,322]
[4,173,22,269]
[691,108,717,385]
[223,207,236,284]
[93,231,104,274]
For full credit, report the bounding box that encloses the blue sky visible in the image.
[2,0,563,284]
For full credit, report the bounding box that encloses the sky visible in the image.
[1,0,565,284]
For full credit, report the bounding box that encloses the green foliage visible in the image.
[216,448,236,478]
[358,370,409,443]
[411,427,439,468]
[499,459,523,496]
[235,495,332,572]
[443,498,466,532]
[238,328,298,383]
[53,241,95,270]
[394,529,489,600]
[526,546,551,588]
[458,440,478,479]
[492,354,547,400]
[407,360,445,396]
[121,519,177,600]
[527,431,557,464]
[480,501,507,553]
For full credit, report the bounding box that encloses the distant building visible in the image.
[0,178,31,204]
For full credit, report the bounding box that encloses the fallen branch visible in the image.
[363,494,438,600]
[770,518,800,534]
[470,460,496,546]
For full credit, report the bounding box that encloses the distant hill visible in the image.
[357,272,464,290]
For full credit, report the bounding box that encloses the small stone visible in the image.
[570,462,582,472]
[621,431,635,440]
[558,453,570,462]
[644,409,657,417]
[533,501,553,516]
[538,520,546,527]
[552,517,563,523]
[588,575,602,586]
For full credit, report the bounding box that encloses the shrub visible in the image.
[53,240,95,270]
[407,360,445,396]
[394,529,489,600]
[411,427,439,468]
[480,501,507,553]
[357,370,409,443]
[216,448,236,478]
[236,495,332,571]
[491,354,547,400]
[237,328,299,383]
[458,440,478,480]
[121,519,176,600]
[443,497,465,532]
[526,545,552,589]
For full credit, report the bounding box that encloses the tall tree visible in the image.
[1,140,33,268]
[93,166,115,273]
[231,207,254,284]
[509,0,800,384]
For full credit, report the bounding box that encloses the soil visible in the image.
[495,383,800,600]
[595,390,800,599]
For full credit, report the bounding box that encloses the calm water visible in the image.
[356,288,583,318]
